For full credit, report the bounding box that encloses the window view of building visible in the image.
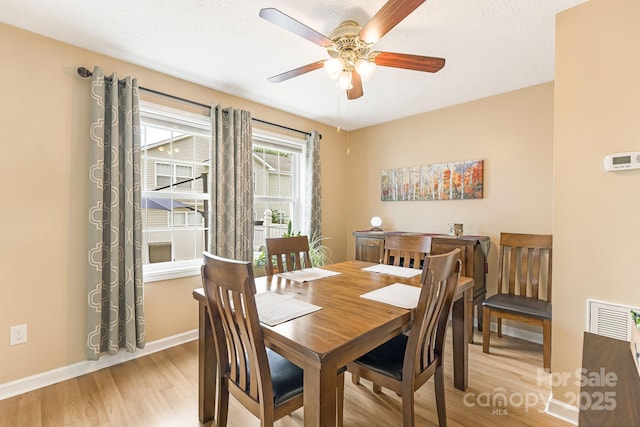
[140,122,209,269]
[252,141,305,251]
[140,103,306,280]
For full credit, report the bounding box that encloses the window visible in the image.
[155,162,172,188]
[169,211,201,227]
[140,102,210,282]
[252,132,306,254]
[140,102,307,281]
[155,162,194,190]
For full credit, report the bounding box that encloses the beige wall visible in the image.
[346,83,555,297]
[0,23,347,384]
[5,2,638,414]
[553,0,640,404]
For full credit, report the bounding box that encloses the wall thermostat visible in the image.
[603,152,640,171]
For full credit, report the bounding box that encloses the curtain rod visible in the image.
[77,67,319,139]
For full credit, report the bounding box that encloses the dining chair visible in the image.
[348,248,462,427]
[201,252,345,427]
[264,235,312,275]
[382,233,432,269]
[482,232,553,371]
[351,233,433,387]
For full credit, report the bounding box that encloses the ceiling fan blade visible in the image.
[359,0,426,44]
[267,61,326,83]
[347,71,363,100]
[259,8,333,47]
[374,51,445,72]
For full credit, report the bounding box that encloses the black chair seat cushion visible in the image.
[353,334,408,381]
[267,348,304,405]
[482,294,551,320]
[263,349,346,406]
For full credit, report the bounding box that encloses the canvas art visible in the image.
[381,160,484,201]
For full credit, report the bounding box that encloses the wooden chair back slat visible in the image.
[508,247,518,294]
[530,247,541,298]
[497,244,506,295]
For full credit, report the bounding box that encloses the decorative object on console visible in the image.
[449,223,464,236]
[381,159,483,201]
[370,216,383,231]
[263,208,273,225]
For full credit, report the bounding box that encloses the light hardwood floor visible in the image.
[0,330,574,427]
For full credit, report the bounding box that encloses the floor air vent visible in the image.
[587,299,637,341]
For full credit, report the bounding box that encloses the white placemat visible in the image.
[276,267,341,283]
[361,264,422,278]
[255,291,322,326]
[360,283,421,309]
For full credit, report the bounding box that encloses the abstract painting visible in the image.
[381,160,484,201]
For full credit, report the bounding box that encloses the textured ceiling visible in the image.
[1,0,587,130]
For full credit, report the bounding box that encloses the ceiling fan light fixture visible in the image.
[260,3,444,100]
[323,57,344,80]
[336,70,353,90]
[355,58,376,81]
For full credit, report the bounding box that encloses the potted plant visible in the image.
[308,231,331,267]
[252,246,267,277]
[281,220,300,238]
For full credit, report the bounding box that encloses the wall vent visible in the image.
[587,299,637,341]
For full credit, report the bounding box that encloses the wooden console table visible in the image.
[579,332,640,426]
[353,230,489,339]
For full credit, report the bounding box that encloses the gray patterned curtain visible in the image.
[305,130,322,239]
[86,66,144,360]
[208,104,253,261]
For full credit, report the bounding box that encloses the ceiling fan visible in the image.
[259,0,445,100]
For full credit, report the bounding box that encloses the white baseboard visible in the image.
[489,322,543,345]
[546,395,579,425]
[0,329,198,401]
[474,317,544,345]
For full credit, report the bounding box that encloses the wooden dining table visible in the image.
[192,260,474,427]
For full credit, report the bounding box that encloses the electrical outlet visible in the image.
[10,324,27,345]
